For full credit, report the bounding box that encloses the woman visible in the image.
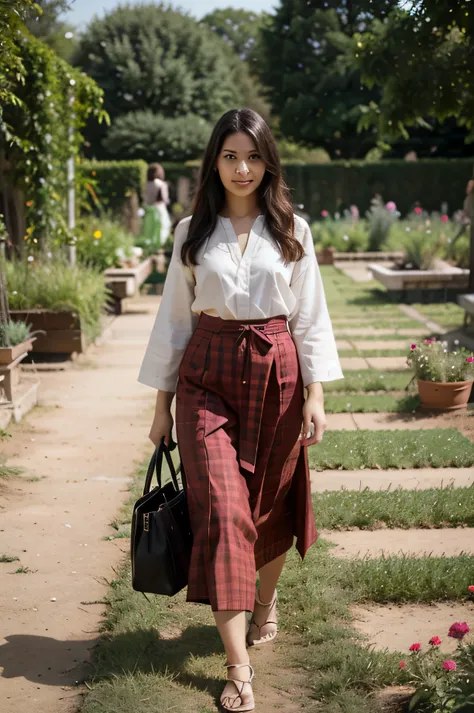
[138,108,343,712]
[142,163,171,246]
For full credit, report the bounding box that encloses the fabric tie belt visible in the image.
[197,313,290,473]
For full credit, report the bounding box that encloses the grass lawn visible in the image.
[412,303,466,329]
[333,320,421,330]
[313,485,474,529]
[325,393,419,413]
[336,332,416,342]
[323,370,414,392]
[307,428,474,470]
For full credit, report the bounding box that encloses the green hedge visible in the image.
[78,159,148,215]
[283,158,474,218]
[78,158,474,221]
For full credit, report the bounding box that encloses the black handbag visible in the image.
[131,437,193,596]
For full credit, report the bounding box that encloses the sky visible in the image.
[65,0,278,28]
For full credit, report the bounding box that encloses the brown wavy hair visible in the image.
[181,108,304,267]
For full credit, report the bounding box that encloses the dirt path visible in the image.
[0,297,159,713]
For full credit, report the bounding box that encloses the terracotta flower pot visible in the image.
[417,379,473,411]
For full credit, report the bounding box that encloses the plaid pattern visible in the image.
[175,312,318,612]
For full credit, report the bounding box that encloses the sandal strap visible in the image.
[255,588,277,607]
[226,662,255,683]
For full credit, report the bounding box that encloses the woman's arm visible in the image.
[137,217,197,392]
[288,217,344,387]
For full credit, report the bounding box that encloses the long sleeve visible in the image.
[137,217,197,391]
[289,218,344,386]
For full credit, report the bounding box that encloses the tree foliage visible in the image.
[259,0,397,157]
[0,0,36,109]
[75,3,260,160]
[200,7,269,62]
[103,111,213,162]
[25,0,78,62]
[350,1,474,142]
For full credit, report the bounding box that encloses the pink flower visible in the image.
[409,642,421,652]
[424,338,435,344]
[441,215,449,223]
[448,622,470,640]
[350,205,359,218]
[466,356,474,363]
[414,206,422,215]
[468,585,474,593]
[429,636,442,646]
[442,659,457,671]
[321,210,329,218]
[386,201,397,212]
[399,660,406,669]
[410,344,417,350]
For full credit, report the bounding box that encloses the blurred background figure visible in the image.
[141,163,171,249]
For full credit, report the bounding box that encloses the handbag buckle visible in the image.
[143,513,149,532]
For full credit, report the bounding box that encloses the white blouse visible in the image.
[138,213,343,392]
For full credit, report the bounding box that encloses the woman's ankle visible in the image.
[256,586,276,606]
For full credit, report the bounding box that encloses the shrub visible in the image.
[407,339,474,383]
[102,111,213,163]
[311,215,369,252]
[0,321,32,347]
[75,216,135,271]
[389,214,454,269]
[5,257,109,341]
[366,196,398,251]
[278,140,331,164]
[78,160,148,217]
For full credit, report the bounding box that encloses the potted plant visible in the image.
[407,339,474,410]
[0,320,40,365]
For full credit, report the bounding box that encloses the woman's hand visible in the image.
[149,390,174,447]
[300,382,326,447]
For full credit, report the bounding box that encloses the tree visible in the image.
[347,2,474,143]
[75,4,251,159]
[0,0,36,108]
[25,0,78,62]
[200,8,269,62]
[259,0,397,157]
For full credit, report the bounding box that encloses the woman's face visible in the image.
[215,131,266,198]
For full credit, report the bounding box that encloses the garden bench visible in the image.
[104,255,155,315]
[457,293,474,327]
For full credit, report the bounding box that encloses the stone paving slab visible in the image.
[334,327,427,337]
[350,412,448,430]
[326,413,358,430]
[322,528,474,559]
[339,357,369,370]
[366,356,408,370]
[351,602,472,654]
[352,340,410,351]
[310,467,474,492]
[335,339,353,350]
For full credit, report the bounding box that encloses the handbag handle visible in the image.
[143,436,182,495]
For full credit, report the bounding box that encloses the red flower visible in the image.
[399,660,406,669]
[468,585,474,593]
[448,622,469,640]
[442,660,457,671]
[414,206,422,215]
[410,344,417,350]
[429,636,442,646]
[409,642,421,652]
[466,356,474,363]
[441,215,449,222]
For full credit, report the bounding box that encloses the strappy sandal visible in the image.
[246,588,278,647]
[220,662,255,712]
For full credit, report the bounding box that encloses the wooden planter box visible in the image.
[9,310,86,355]
[0,338,35,365]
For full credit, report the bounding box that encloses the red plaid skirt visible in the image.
[175,312,318,612]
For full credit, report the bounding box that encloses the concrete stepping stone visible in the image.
[340,357,370,370]
[322,528,474,559]
[366,356,408,370]
[349,413,450,430]
[334,328,427,336]
[352,340,411,351]
[326,413,358,430]
[335,339,353,350]
[310,467,474,493]
[351,602,472,654]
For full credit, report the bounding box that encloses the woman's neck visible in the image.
[221,193,260,219]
